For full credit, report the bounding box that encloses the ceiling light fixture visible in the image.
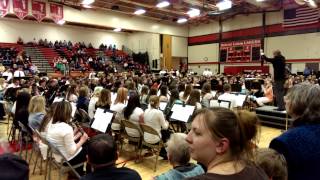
[256,0,265,2]
[82,4,92,8]
[156,1,170,8]
[187,8,200,18]
[177,18,188,23]
[113,28,122,32]
[216,0,232,11]
[81,0,94,5]
[57,20,65,25]
[134,9,146,15]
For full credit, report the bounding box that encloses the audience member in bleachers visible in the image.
[154,133,204,180]
[270,83,320,180]
[218,84,237,109]
[28,95,46,131]
[2,68,13,81]
[185,107,268,180]
[13,67,25,78]
[255,148,287,180]
[81,134,142,180]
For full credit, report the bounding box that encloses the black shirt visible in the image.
[80,166,141,180]
[263,55,286,81]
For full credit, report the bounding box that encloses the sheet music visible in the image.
[210,100,220,107]
[171,104,183,112]
[170,105,195,122]
[53,97,64,103]
[235,94,247,107]
[220,101,230,109]
[91,108,114,133]
[159,102,167,111]
[211,91,217,97]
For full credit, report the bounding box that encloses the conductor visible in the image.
[261,50,286,111]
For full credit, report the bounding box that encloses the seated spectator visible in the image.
[270,83,320,180]
[185,108,268,180]
[80,134,141,180]
[2,68,13,81]
[154,133,204,180]
[0,153,29,180]
[255,148,287,180]
[17,37,24,45]
[28,95,46,131]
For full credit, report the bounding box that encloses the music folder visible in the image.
[91,108,114,133]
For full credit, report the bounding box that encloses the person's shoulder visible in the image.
[116,167,142,180]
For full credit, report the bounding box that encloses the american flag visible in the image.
[283,6,319,28]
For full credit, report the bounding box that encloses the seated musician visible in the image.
[217,84,236,109]
[46,101,89,175]
[252,79,273,106]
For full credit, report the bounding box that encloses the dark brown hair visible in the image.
[52,101,72,124]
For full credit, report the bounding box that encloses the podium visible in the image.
[255,106,293,129]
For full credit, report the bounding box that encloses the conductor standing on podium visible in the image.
[261,50,286,111]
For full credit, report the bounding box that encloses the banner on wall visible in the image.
[32,0,46,22]
[50,3,63,24]
[0,0,10,17]
[13,0,29,20]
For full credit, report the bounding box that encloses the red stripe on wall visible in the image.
[189,22,320,45]
[222,27,263,39]
[188,34,218,44]
[188,59,320,65]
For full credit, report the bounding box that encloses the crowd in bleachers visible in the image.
[0,68,319,179]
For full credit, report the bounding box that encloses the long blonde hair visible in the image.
[28,95,46,114]
[114,87,128,105]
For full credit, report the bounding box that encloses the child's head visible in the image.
[255,148,287,180]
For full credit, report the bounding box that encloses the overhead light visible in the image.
[216,0,232,11]
[82,4,92,8]
[156,1,170,8]
[113,28,122,32]
[177,18,188,23]
[306,0,317,8]
[57,20,65,25]
[134,9,146,15]
[187,8,200,18]
[81,0,94,5]
[256,0,265,1]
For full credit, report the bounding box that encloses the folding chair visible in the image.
[122,119,142,161]
[17,121,32,160]
[40,134,84,180]
[139,123,164,172]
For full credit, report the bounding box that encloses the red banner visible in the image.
[32,0,46,22]
[50,3,63,23]
[13,0,29,20]
[0,0,9,17]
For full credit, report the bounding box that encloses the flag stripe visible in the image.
[283,6,319,28]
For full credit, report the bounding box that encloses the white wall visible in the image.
[0,19,128,48]
[188,43,219,63]
[188,21,220,37]
[127,32,160,66]
[266,11,282,25]
[264,33,320,59]
[172,36,187,57]
[223,13,262,31]
[63,6,188,37]
[291,63,305,73]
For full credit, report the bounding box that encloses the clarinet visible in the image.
[70,121,89,140]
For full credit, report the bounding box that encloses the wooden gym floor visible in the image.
[0,120,282,180]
